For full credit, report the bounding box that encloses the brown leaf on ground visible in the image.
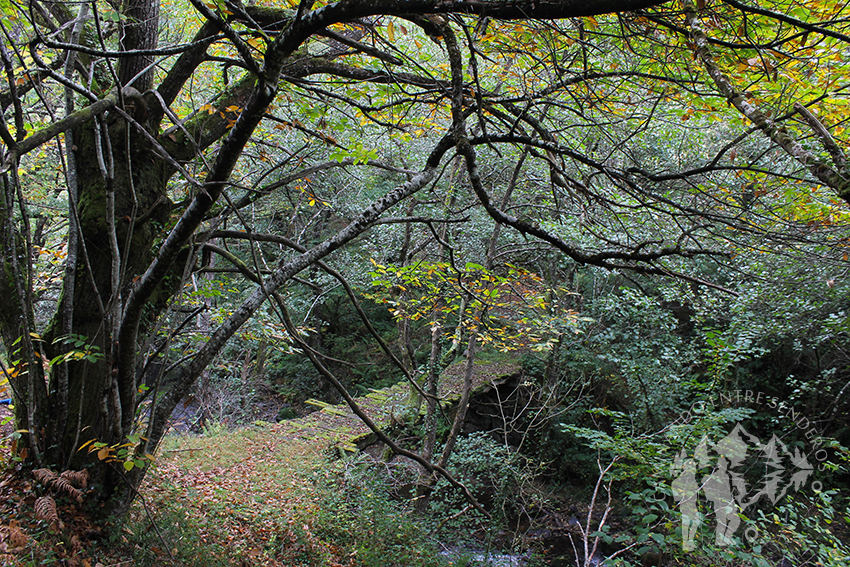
[7,520,27,548]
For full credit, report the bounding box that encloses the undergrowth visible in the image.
[135,422,448,566]
[296,455,448,567]
[1,421,450,566]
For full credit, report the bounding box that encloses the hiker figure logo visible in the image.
[671,423,815,551]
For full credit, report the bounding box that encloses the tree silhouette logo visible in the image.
[671,423,815,551]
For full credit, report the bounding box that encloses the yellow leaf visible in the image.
[387,20,395,42]
[97,447,110,461]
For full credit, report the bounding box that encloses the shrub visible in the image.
[430,432,544,547]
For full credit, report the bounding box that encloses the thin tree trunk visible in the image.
[118,0,160,89]
[415,322,442,511]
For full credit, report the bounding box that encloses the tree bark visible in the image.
[118,0,160,90]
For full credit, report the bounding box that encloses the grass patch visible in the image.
[132,422,447,566]
[136,423,322,565]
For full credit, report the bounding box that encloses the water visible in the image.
[441,548,529,566]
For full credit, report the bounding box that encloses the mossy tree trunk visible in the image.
[43,116,174,507]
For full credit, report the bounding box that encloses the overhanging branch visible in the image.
[684,0,850,202]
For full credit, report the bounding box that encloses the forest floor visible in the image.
[0,357,531,566]
[2,357,848,566]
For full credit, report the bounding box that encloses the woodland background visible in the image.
[0,0,848,565]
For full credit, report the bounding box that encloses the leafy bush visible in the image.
[430,432,544,546]
[564,401,850,566]
[644,489,850,567]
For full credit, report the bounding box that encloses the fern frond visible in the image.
[51,476,83,503]
[60,469,89,489]
[34,495,58,524]
[32,468,57,485]
[34,468,86,503]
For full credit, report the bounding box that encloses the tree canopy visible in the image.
[0,0,848,518]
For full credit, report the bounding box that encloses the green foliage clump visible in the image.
[431,432,543,545]
[564,401,850,566]
[637,489,850,567]
[121,503,231,567]
[284,456,447,567]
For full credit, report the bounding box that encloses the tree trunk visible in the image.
[37,113,174,513]
[118,0,160,90]
[415,323,442,512]
[0,171,48,462]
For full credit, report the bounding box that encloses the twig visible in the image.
[436,503,472,530]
